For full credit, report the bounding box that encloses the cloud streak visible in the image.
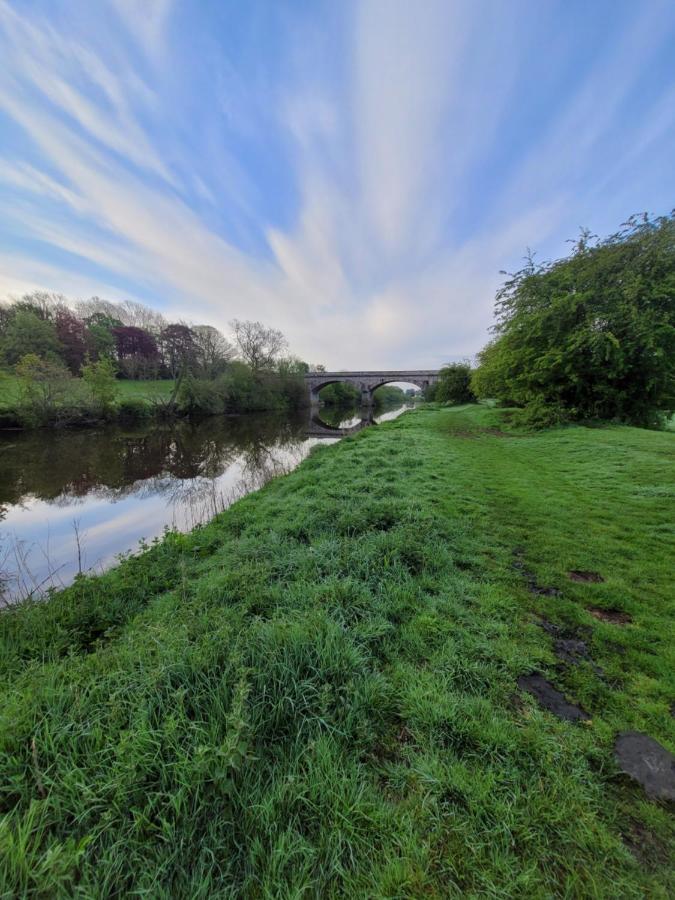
[0,0,673,368]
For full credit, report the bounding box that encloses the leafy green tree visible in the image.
[1,309,63,366]
[435,363,476,404]
[319,381,361,406]
[15,354,76,425]
[82,357,119,414]
[86,322,117,361]
[472,213,675,426]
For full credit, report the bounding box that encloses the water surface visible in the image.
[0,404,410,601]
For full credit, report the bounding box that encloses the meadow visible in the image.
[0,405,673,896]
[0,373,175,407]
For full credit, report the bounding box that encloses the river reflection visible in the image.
[0,403,411,601]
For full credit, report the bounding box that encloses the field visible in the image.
[0,405,673,896]
[0,373,175,408]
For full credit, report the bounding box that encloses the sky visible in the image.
[0,0,673,369]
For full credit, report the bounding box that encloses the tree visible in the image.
[118,299,166,334]
[277,356,309,376]
[55,307,88,374]
[12,290,65,322]
[159,323,197,379]
[192,325,235,377]
[1,309,63,366]
[435,363,476,405]
[112,325,159,379]
[472,212,675,426]
[230,319,287,373]
[82,357,119,413]
[15,353,75,425]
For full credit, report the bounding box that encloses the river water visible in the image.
[0,403,411,602]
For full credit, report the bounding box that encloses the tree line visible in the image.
[0,293,315,426]
[0,293,301,381]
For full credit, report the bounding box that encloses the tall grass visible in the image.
[0,406,673,895]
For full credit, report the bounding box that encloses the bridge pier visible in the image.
[360,386,373,406]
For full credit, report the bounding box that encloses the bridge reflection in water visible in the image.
[305,402,414,438]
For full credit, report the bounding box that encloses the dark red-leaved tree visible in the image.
[112,325,159,379]
[55,307,88,374]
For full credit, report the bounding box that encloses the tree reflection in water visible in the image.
[0,404,410,601]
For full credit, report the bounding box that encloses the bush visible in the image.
[508,398,569,430]
[176,376,224,415]
[435,363,476,405]
[116,397,150,423]
[14,354,93,426]
[82,357,119,415]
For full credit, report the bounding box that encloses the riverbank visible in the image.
[1,405,673,895]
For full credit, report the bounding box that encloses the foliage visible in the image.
[472,213,675,426]
[192,324,235,377]
[176,375,224,415]
[0,406,673,895]
[1,309,63,366]
[434,362,476,404]
[159,323,197,379]
[0,293,306,425]
[112,325,160,379]
[116,397,151,423]
[373,384,406,407]
[14,354,89,426]
[81,357,119,414]
[319,381,361,406]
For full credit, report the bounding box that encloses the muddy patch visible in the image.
[536,617,604,675]
[621,817,671,867]
[517,674,590,721]
[588,607,632,625]
[568,570,604,583]
[554,637,592,667]
[512,550,562,597]
[614,732,675,801]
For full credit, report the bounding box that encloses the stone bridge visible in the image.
[305,370,440,406]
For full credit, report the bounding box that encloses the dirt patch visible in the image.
[535,618,603,674]
[588,607,631,625]
[621,819,671,867]
[554,637,592,667]
[536,617,563,636]
[513,551,562,597]
[568,570,604,583]
[614,732,675,801]
[517,674,590,721]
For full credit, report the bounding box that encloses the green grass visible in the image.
[116,379,176,401]
[0,373,175,407]
[0,405,673,896]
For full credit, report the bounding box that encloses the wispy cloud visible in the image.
[0,0,673,368]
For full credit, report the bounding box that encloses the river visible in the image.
[0,403,412,602]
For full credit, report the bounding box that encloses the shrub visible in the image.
[435,363,476,405]
[82,357,119,415]
[14,354,90,426]
[176,376,224,415]
[116,397,150,423]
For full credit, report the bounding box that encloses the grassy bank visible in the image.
[1,406,673,896]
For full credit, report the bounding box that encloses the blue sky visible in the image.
[0,0,673,368]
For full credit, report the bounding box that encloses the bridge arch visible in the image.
[304,370,440,406]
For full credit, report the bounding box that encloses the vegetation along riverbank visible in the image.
[1,404,673,896]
